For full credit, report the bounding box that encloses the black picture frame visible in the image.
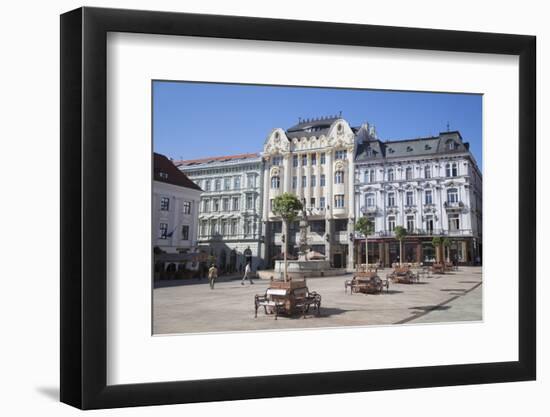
[60,6,536,410]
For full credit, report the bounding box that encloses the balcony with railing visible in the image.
[360,205,378,215]
[444,201,464,210]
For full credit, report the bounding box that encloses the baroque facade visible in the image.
[261,116,356,269]
[354,129,483,266]
[177,153,264,272]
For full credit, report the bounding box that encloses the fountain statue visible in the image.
[270,207,333,279]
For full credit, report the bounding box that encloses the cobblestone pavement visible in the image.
[153,266,482,334]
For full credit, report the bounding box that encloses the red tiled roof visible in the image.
[154,153,202,191]
[175,152,260,166]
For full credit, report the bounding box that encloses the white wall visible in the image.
[0,1,545,416]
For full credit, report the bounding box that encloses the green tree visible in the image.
[432,236,443,263]
[355,216,374,270]
[394,226,407,266]
[272,193,303,281]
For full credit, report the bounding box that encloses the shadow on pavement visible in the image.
[409,305,452,312]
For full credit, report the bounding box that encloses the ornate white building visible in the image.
[153,153,203,274]
[177,153,264,272]
[261,116,356,269]
[354,128,482,266]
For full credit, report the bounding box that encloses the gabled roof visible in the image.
[175,153,260,167]
[154,153,202,191]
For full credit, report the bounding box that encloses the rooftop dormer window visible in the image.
[159,172,168,180]
[446,139,456,150]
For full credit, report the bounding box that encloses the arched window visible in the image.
[271,176,280,189]
[334,170,344,184]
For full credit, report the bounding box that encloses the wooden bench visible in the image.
[254,286,321,319]
[389,267,419,284]
[431,263,445,274]
[346,271,390,294]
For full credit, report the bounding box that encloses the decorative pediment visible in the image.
[270,166,280,176]
[263,128,289,154]
[334,160,345,171]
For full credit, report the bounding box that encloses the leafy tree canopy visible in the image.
[272,193,303,222]
[355,216,373,236]
[394,225,407,241]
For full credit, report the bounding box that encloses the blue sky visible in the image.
[153,81,482,168]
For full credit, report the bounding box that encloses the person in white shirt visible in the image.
[241,262,254,285]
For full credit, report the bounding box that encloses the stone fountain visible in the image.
[272,208,331,278]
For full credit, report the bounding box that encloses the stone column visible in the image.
[325,150,333,260]
[262,158,270,222]
[282,154,290,193]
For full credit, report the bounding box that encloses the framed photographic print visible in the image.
[60,6,536,409]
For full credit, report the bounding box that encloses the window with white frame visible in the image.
[448,213,460,231]
[200,220,207,237]
[230,219,238,235]
[213,199,219,212]
[292,176,297,188]
[214,179,221,191]
[311,175,316,187]
[246,195,254,210]
[425,165,432,178]
[365,193,375,207]
[334,194,345,208]
[320,153,326,164]
[271,176,280,189]
[426,215,434,232]
[301,154,307,166]
[447,188,459,203]
[222,198,229,211]
[388,216,396,232]
[335,150,346,160]
[272,156,282,166]
[292,155,298,167]
[445,162,458,177]
[310,197,316,208]
[387,192,395,207]
[425,190,433,205]
[320,174,326,187]
[247,174,256,188]
[202,199,210,213]
[302,176,307,187]
[159,223,168,239]
[224,178,231,190]
[181,225,189,240]
[334,170,344,184]
[232,196,239,211]
[182,201,191,214]
[160,197,170,211]
[234,176,241,189]
[406,191,414,206]
[387,168,394,181]
[204,180,211,191]
[320,196,326,209]
[405,167,413,180]
[311,154,317,165]
[406,215,415,232]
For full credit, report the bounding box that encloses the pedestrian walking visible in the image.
[208,264,218,289]
[241,262,254,285]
